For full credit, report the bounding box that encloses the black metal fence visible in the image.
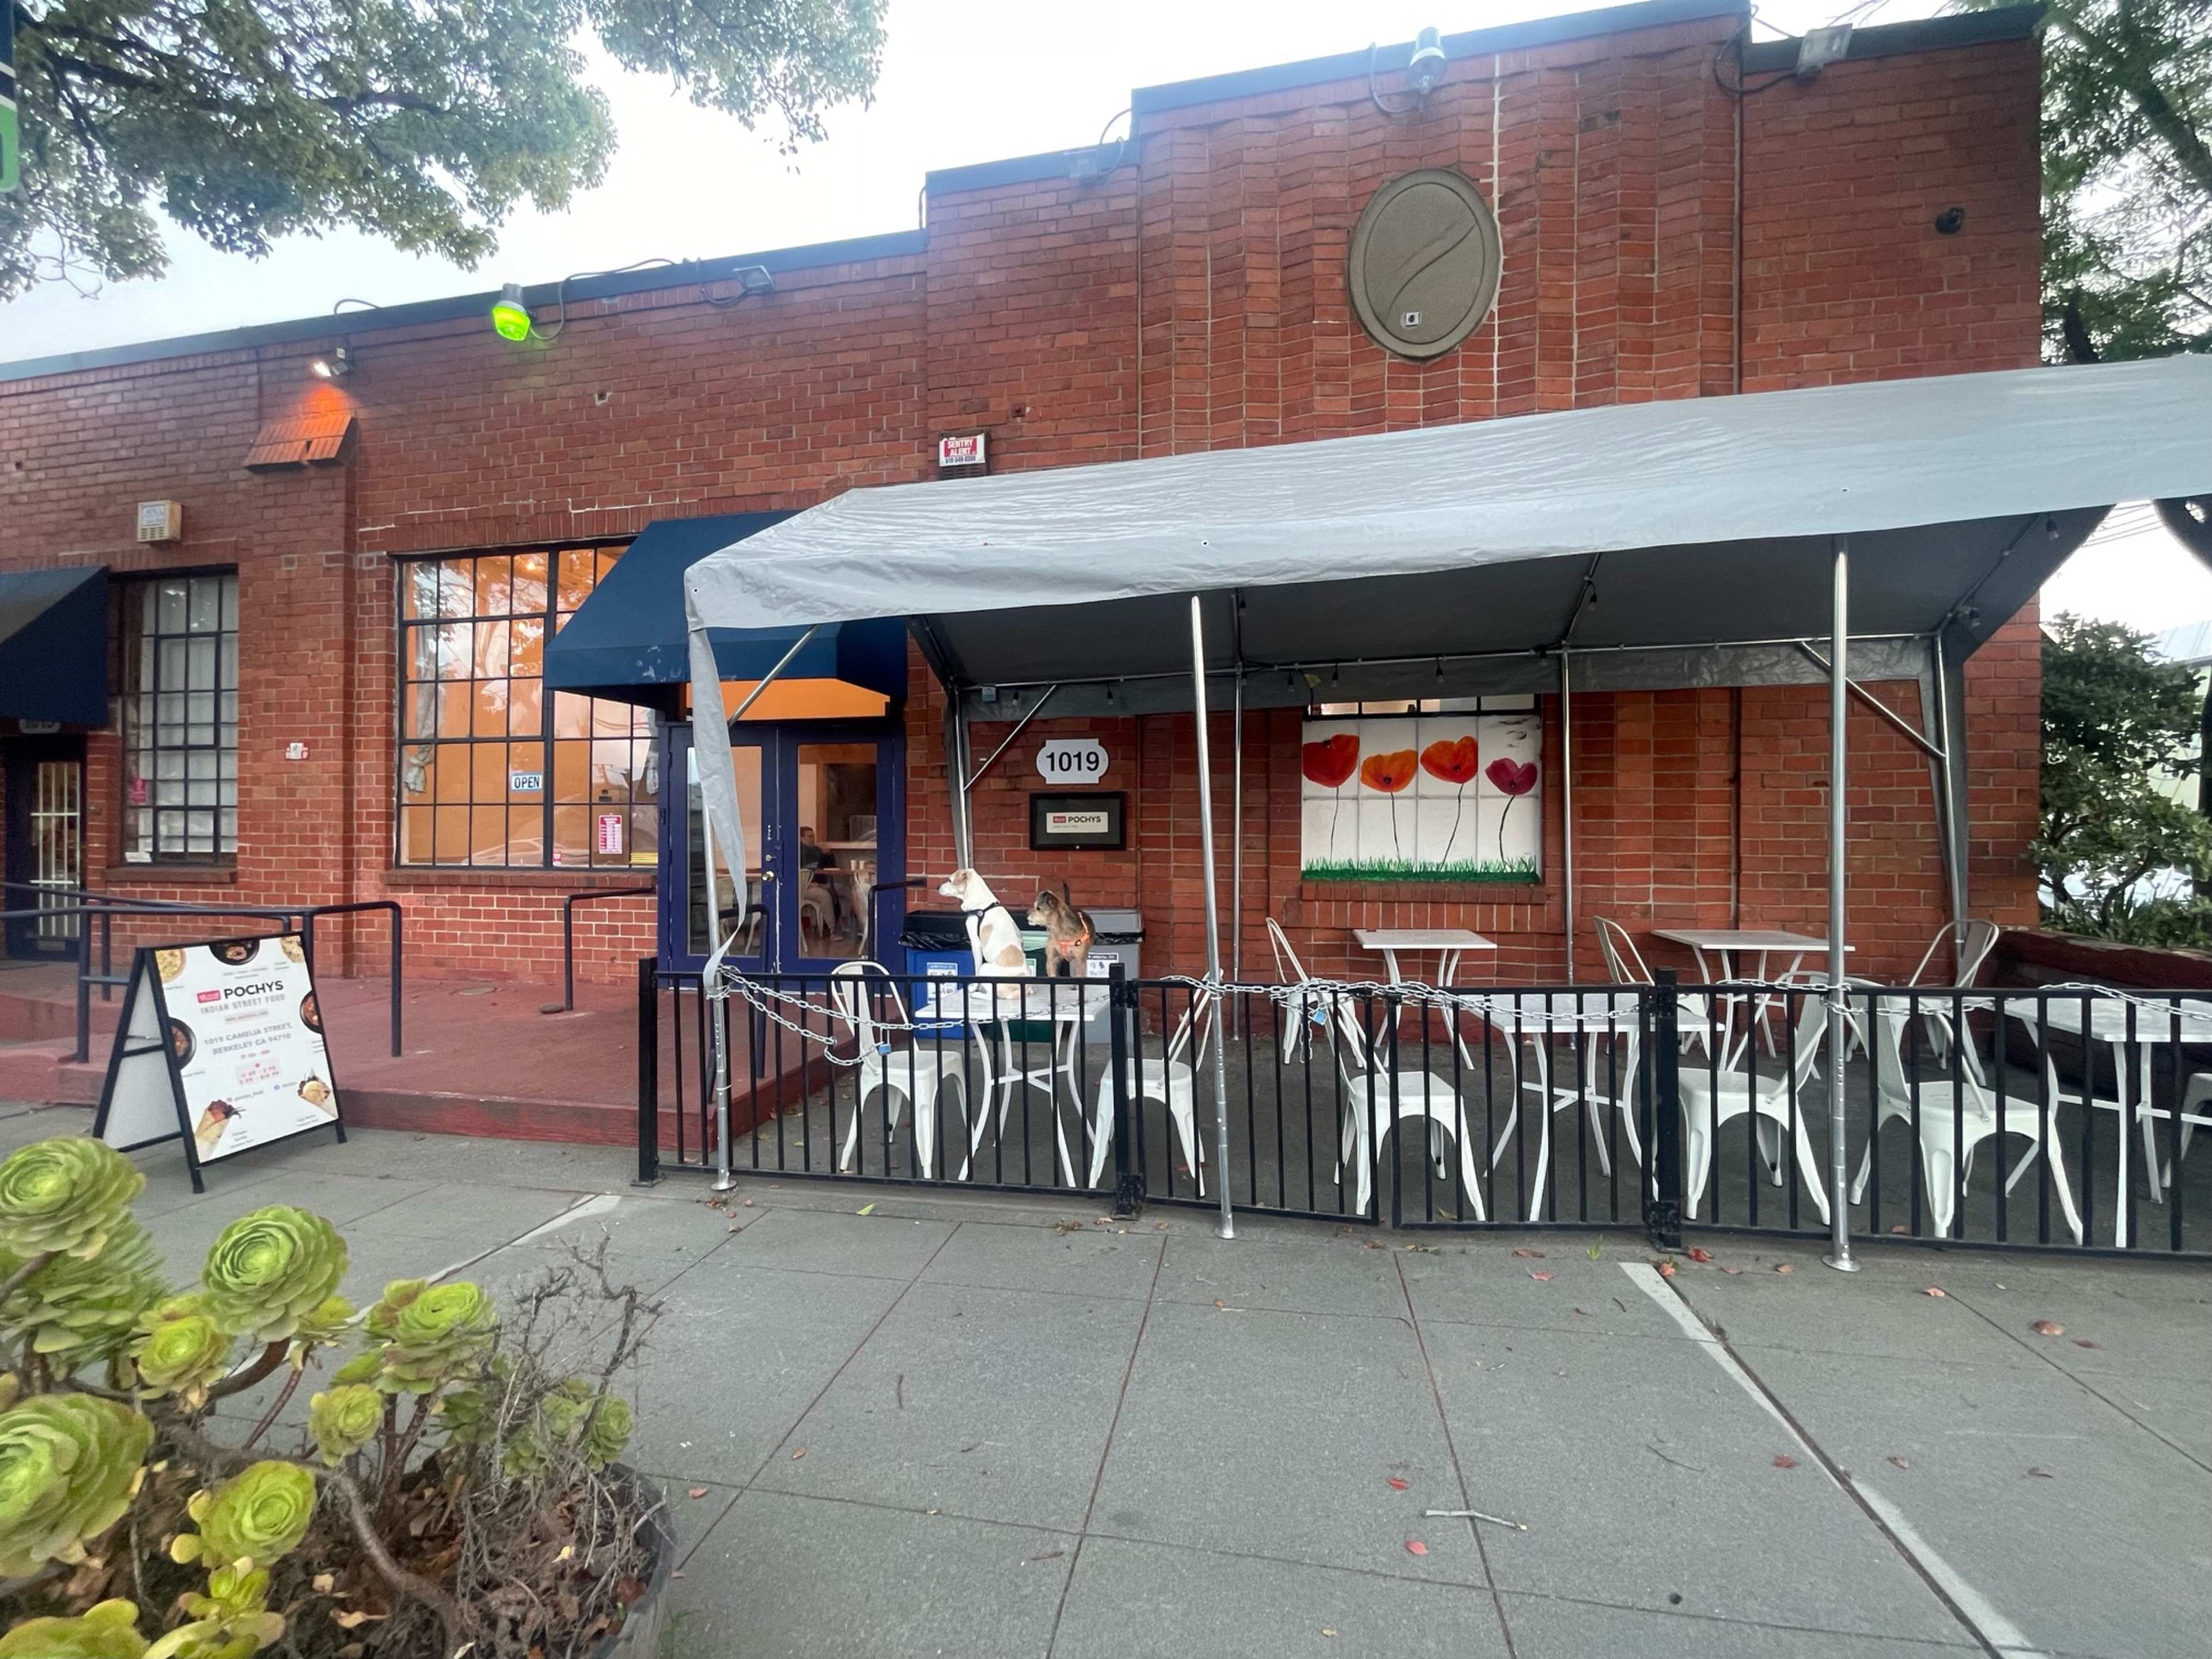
[635,960,2212,1257]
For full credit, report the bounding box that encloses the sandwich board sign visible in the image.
[94,933,346,1192]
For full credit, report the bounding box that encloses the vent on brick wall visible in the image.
[244,410,356,472]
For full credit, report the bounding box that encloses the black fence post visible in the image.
[1109,965,1144,1218]
[1646,969,1684,1251]
[74,920,92,1065]
[635,957,661,1187]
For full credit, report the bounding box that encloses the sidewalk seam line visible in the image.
[1945,1289,2212,1478]
[1620,1262,2047,1659]
[1396,1252,1520,1659]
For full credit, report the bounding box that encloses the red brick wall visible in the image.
[0,17,2046,991]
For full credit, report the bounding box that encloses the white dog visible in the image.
[938,869,1031,978]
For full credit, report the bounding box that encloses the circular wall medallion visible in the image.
[1346,168,1502,361]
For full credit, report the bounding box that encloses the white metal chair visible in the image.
[1846,919,1999,1068]
[1594,918,1718,1062]
[1851,997,2082,1243]
[1086,990,1213,1194]
[1264,918,1324,1064]
[1315,988,1487,1220]
[1678,993,1832,1224]
[828,963,973,1179]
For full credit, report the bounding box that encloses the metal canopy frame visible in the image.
[681,359,2212,1249]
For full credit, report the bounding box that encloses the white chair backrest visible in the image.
[828,961,904,1051]
[1957,919,1999,986]
[1164,987,1215,1066]
[1265,918,1318,1064]
[1593,919,1650,987]
[1781,993,1831,1094]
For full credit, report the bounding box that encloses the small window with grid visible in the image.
[120,572,238,862]
[396,548,658,869]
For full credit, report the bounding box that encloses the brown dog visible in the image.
[1026,885,1097,980]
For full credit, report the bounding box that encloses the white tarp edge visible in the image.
[680,355,2212,942]
[685,357,2212,635]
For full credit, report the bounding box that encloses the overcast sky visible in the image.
[1,0,2200,634]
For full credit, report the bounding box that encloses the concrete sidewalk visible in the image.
[12,1101,2205,1659]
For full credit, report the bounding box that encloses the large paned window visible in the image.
[396,549,658,869]
[121,572,238,863]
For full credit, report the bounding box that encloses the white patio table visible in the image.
[912,979,1109,1188]
[1651,927,1848,1064]
[1458,989,1646,1221]
[2002,995,2212,1247]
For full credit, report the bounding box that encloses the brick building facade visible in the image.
[0,1,2046,993]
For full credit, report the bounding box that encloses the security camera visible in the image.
[1407,27,1448,96]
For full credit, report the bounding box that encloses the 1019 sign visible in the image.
[1034,738,1108,782]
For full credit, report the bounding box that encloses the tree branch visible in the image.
[204,1342,290,1404]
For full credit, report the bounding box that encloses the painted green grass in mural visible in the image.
[1300,858,1539,883]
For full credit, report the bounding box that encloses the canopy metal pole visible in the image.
[1929,635,1968,969]
[1190,595,1235,1240]
[700,622,822,1194]
[1230,671,1245,994]
[1824,539,1857,1271]
[945,694,975,870]
[1560,649,1577,982]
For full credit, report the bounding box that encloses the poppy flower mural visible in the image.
[1299,710,1539,882]
[1301,732,1360,857]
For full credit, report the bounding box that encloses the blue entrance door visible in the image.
[664,721,904,974]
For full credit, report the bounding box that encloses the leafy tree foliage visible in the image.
[2,0,885,297]
[1956,0,2211,362]
[2036,613,2212,944]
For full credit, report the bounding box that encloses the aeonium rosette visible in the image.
[370,1279,497,1393]
[0,1597,149,1658]
[1,1220,166,1378]
[200,1208,347,1344]
[307,1385,384,1467]
[171,1461,317,1569]
[0,1138,145,1262]
[0,1393,156,1578]
[130,1294,236,1409]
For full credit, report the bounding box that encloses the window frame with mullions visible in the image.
[392,544,660,871]
[118,568,240,865]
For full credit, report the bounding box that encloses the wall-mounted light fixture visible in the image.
[735,264,775,296]
[491,283,534,342]
[1406,28,1449,96]
[308,346,353,379]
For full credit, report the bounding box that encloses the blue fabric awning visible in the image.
[0,567,108,726]
[544,512,908,707]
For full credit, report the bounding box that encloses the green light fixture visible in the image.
[490,283,533,342]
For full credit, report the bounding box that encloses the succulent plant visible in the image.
[327,1349,382,1389]
[285,1294,355,1361]
[0,1219,166,1377]
[130,1296,236,1409]
[173,1461,317,1569]
[0,1394,155,1578]
[0,1138,145,1263]
[0,1598,149,1658]
[199,1209,347,1344]
[153,1562,285,1659]
[541,1377,633,1471]
[372,1279,496,1393]
[307,1385,384,1467]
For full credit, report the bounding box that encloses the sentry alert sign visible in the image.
[937,433,987,469]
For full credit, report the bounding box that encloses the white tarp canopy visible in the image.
[684,354,2212,892]
[688,354,2210,661]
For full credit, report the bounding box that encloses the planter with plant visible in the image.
[0,1137,665,1659]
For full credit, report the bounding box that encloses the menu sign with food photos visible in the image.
[94,934,345,1191]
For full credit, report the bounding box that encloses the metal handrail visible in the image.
[0,884,403,1063]
[548,885,657,1013]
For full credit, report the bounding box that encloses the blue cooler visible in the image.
[900,911,973,1035]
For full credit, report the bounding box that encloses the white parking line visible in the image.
[1620,1263,2049,1659]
